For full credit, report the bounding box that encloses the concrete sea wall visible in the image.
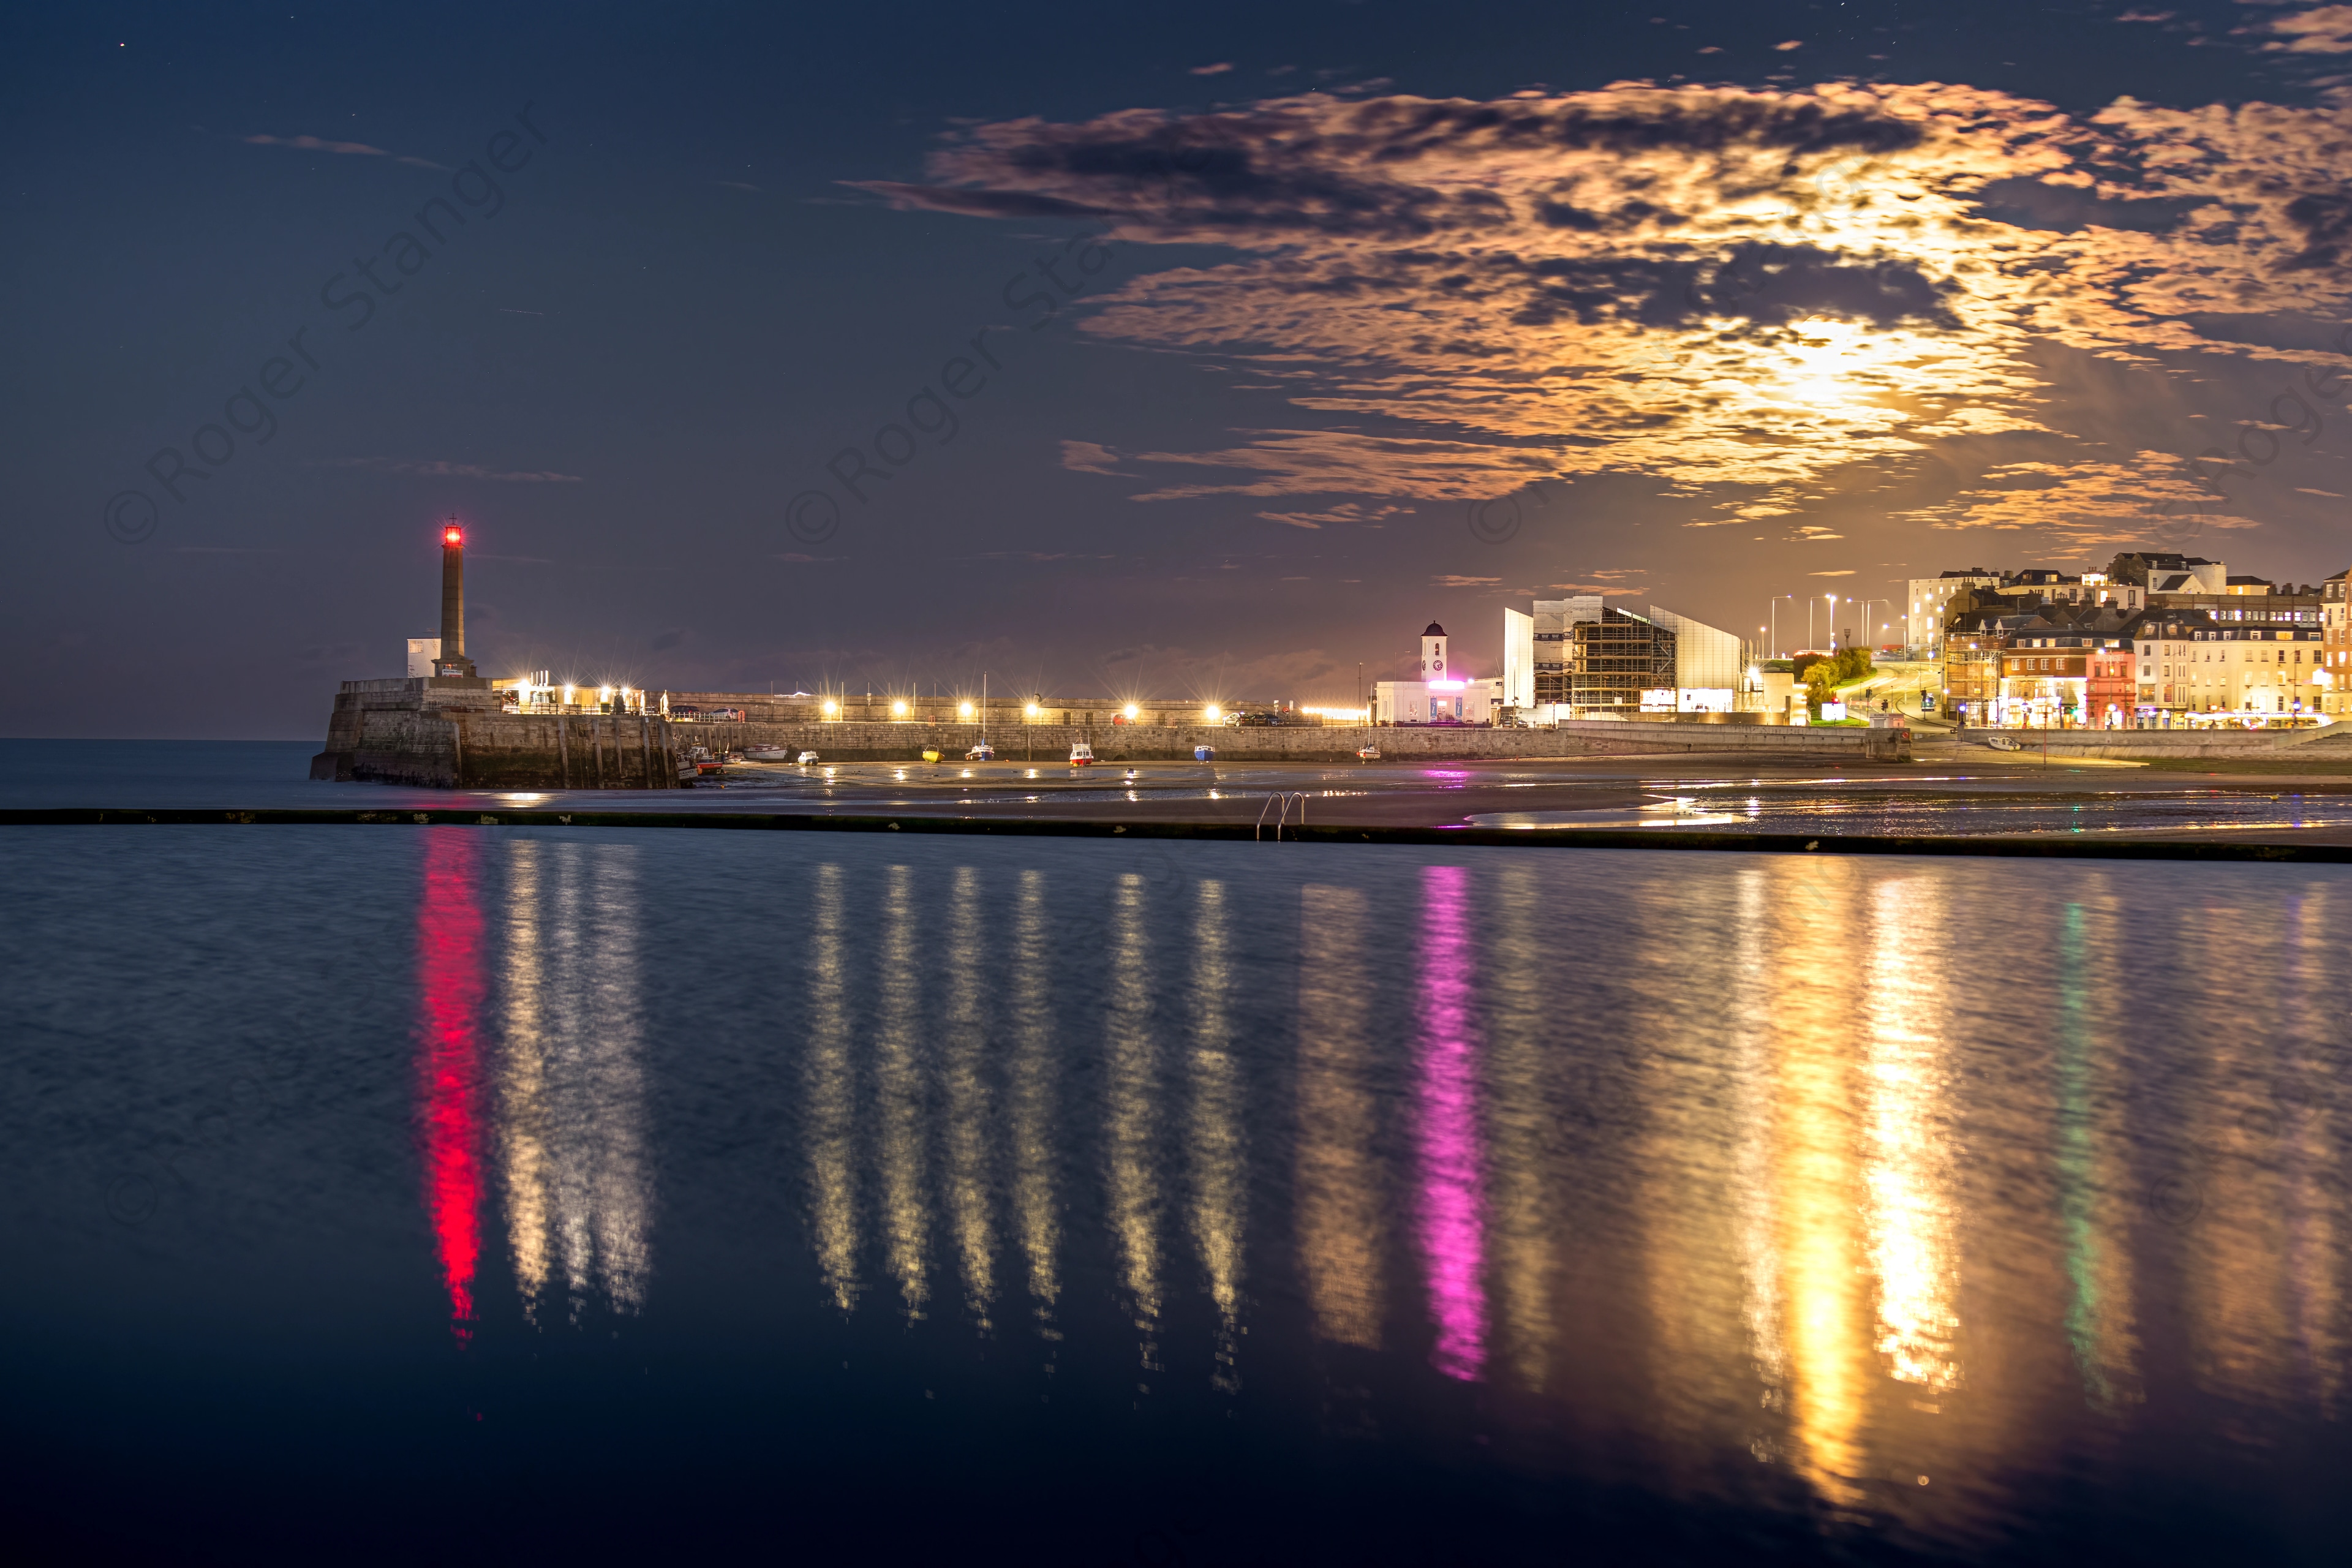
[657,719,1916,763]
[1945,726,2351,760]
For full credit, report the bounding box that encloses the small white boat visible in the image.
[796,750,820,764]
[1986,734,2021,752]
[744,745,793,762]
[1356,745,1381,761]
[966,742,995,761]
[1069,741,1096,766]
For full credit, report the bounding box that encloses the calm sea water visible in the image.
[4,775,2351,1560]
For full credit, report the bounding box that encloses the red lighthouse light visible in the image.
[443,526,464,545]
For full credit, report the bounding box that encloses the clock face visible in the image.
[1433,658,1442,672]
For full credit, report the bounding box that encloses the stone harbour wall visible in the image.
[312,689,683,789]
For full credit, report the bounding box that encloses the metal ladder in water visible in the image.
[1255,791,1307,840]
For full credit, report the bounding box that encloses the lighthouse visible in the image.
[436,519,477,677]
[1420,622,1449,681]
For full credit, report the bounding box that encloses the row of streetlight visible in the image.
[1759,590,1899,660]
[813,698,1223,723]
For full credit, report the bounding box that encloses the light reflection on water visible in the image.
[9,827,2352,1558]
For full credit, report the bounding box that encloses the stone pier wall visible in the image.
[312,682,682,789]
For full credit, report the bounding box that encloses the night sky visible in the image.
[10,1,2352,737]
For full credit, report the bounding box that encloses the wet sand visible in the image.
[681,753,2352,838]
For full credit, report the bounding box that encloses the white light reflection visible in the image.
[877,864,930,1318]
[529,841,652,1320]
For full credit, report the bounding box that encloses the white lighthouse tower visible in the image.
[1420,622,1449,680]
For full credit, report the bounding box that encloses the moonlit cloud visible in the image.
[2260,7,2352,54]
[242,132,447,169]
[1059,440,1131,475]
[1892,453,2260,549]
[1254,501,1410,527]
[862,83,2352,542]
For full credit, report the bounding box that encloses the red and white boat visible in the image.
[1069,741,1095,766]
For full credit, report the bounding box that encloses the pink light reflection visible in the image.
[1415,864,1487,1381]
[418,829,485,1342]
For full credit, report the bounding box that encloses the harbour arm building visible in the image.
[1373,624,1503,724]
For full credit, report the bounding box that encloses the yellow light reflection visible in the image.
[807,864,861,1312]
[945,866,997,1327]
[1485,865,1553,1389]
[2181,886,2345,1426]
[1297,884,1381,1350]
[1765,859,1870,1507]
[1189,879,1246,1392]
[1863,878,1960,1393]
[1107,874,1163,1374]
[1011,870,1061,1323]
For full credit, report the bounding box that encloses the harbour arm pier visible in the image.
[309,524,683,789]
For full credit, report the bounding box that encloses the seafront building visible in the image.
[1930,551,2339,727]
[1569,607,1679,716]
[1520,597,1741,718]
[1905,570,2002,656]
[2325,571,2350,717]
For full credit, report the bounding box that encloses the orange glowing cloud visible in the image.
[856,83,2352,530]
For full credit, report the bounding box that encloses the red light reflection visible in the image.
[418,829,485,1341]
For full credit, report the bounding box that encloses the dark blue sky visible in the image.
[7,1,2349,736]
